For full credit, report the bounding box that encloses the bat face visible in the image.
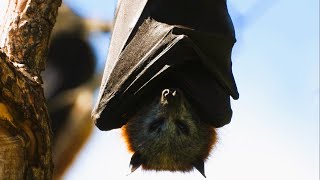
[122,89,217,177]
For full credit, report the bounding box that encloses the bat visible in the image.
[91,0,239,177]
[122,88,217,178]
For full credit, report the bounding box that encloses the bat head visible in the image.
[122,88,217,177]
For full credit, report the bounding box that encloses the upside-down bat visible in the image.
[91,0,239,177]
[122,88,217,177]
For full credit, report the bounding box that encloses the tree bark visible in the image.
[0,0,61,179]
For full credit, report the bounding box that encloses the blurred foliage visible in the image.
[42,4,110,179]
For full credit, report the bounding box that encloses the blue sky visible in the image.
[63,0,319,179]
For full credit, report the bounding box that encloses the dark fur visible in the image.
[122,89,217,172]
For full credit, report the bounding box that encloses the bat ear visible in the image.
[129,152,143,174]
[193,160,206,178]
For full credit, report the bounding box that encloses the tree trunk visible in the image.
[0,0,61,179]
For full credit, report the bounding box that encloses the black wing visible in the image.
[92,0,239,131]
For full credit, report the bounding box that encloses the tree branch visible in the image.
[0,0,61,179]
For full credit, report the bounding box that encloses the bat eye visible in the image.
[148,117,164,133]
[175,120,189,135]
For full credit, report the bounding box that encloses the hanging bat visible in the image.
[91,0,239,177]
[122,88,217,178]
